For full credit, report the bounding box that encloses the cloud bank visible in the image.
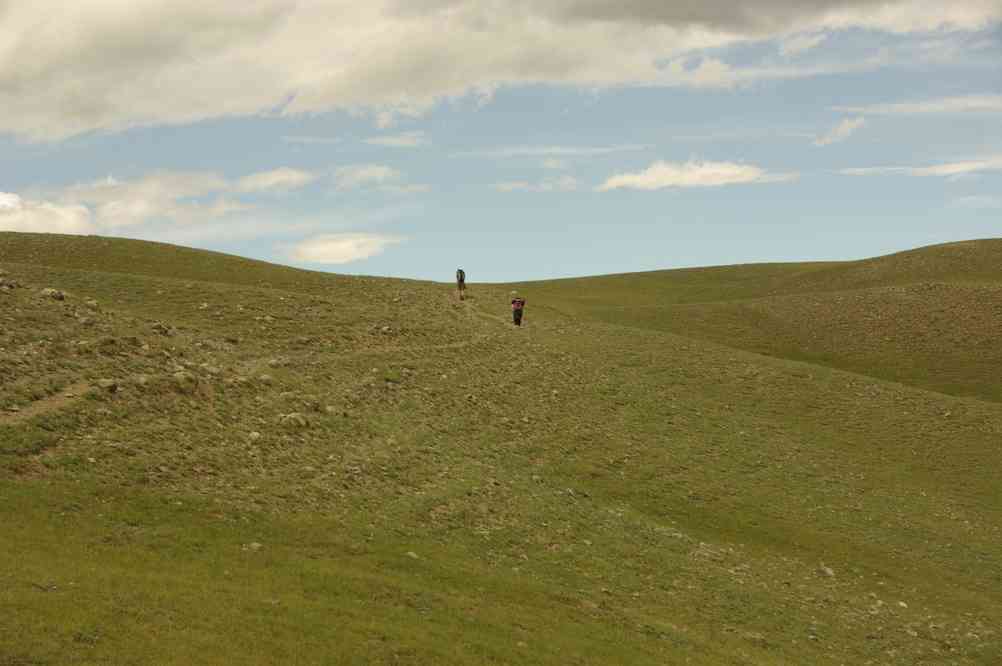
[2,0,998,140]
[0,167,314,234]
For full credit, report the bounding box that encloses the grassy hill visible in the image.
[518,239,1002,401]
[2,232,1001,665]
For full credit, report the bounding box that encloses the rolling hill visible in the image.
[2,232,1000,665]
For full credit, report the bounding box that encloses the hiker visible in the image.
[510,291,526,326]
[456,268,466,301]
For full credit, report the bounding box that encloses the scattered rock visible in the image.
[85,299,99,309]
[248,431,262,441]
[818,563,835,578]
[279,412,309,429]
[172,371,199,395]
[406,551,419,559]
[258,374,275,386]
[94,379,119,394]
[41,288,65,301]
[243,542,263,552]
[152,322,174,336]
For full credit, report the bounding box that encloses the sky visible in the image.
[1,1,1000,282]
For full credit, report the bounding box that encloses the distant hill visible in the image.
[0,231,413,295]
[517,239,1002,401]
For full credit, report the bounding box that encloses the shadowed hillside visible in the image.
[2,233,1001,665]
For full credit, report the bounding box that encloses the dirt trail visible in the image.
[0,381,92,426]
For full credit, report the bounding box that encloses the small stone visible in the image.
[172,371,198,394]
[258,374,274,385]
[248,431,262,441]
[41,288,65,301]
[406,551,419,559]
[244,542,263,552]
[279,413,309,428]
[898,601,908,608]
[95,379,119,393]
[818,564,835,578]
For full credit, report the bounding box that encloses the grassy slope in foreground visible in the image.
[2,233,1001,665]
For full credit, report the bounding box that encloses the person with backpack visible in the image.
[456,268,466,301]
[510,291,526,326]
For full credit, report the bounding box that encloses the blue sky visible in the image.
[1,1,1000,281]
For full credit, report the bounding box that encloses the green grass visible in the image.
[2,233,1001,664]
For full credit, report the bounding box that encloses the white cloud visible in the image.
[814,116,866,146]
[290,233,404,264]
[59,171,230,228]
[493,175,579,193]
[0,192,94,234]
[6,1,998,140]
[598,160,798,191]
[840,156,1002,177]
[1,166,317,234]
[333,164,429,193]
[836,94,1002,115]
[365,131,429,148]
[952,195,1002,209]
[282,135,341,145]
[459,144,650,158]
[236,167,316,193]
[780,32,828,56]
[334,165,400,190]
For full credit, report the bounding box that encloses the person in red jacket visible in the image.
[510,291,526,326]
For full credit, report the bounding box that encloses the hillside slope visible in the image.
[2,234,1001,665]
[520,239,1002,401]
